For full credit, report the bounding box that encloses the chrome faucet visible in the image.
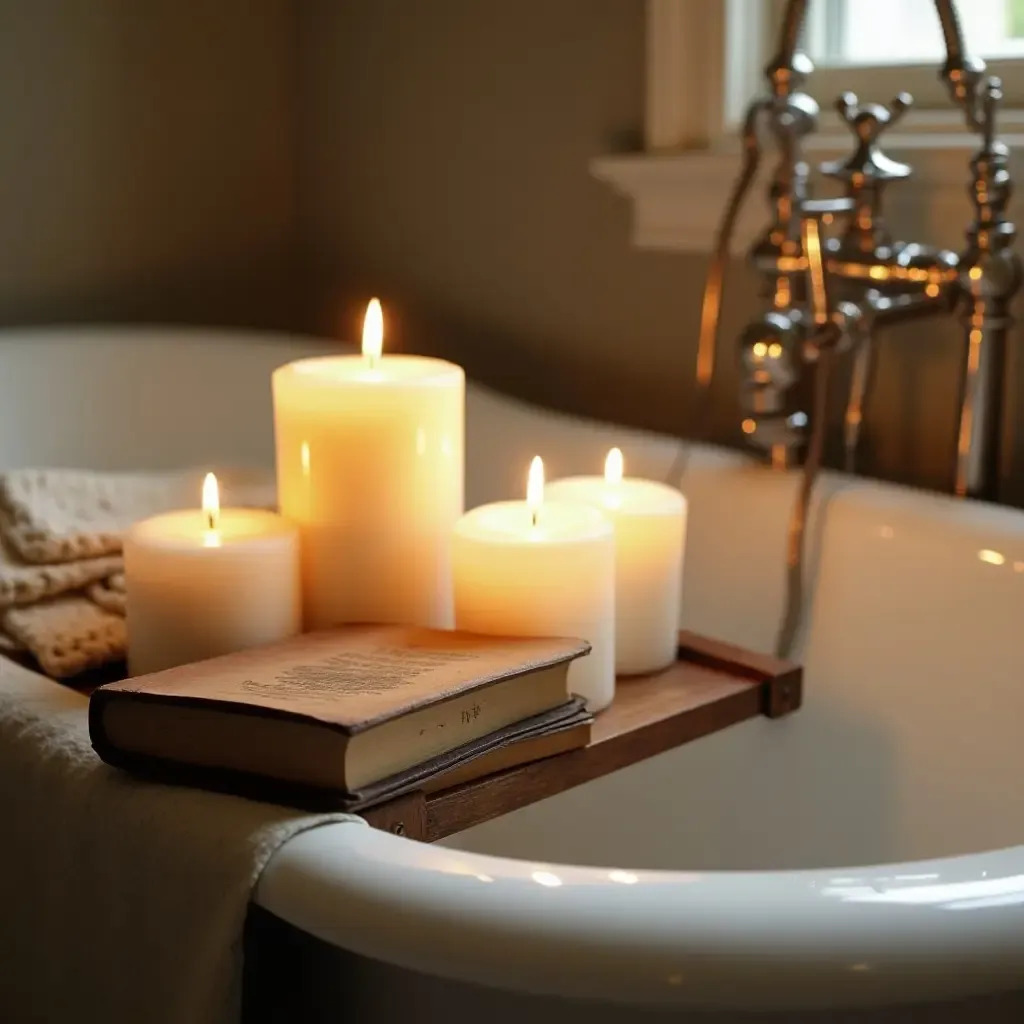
[699,0,1020,502]
[690,0,1021,659]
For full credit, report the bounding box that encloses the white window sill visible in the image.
[589,132,1024,256]
[592,121,1024,255]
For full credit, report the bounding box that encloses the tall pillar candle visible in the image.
[452,456,616,711]
[546,449,686,675]
[273,300,464,630]
[126,473,301,676]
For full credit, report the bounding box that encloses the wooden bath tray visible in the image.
[360,631,802,843]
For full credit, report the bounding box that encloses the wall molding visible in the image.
[591,150,764,254]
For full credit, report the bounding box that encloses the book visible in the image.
[89,624,591,809]
[420,716,591,793]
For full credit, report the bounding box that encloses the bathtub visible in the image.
[3,327,1023,1021]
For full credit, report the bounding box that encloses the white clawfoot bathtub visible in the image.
[3,327,1023,1021]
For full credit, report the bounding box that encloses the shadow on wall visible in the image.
[0,0,298,332]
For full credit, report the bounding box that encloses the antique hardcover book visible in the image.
[420,716,591,793]
[89,624,591,809]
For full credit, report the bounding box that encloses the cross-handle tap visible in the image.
[828,92,914,183]
[821,92,915,263]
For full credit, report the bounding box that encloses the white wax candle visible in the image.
[452,456,616,711]
[273,299,464,631]
[546,448,686,676]
[125,473,301,676]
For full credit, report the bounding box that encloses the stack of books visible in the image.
[89,625,592,810]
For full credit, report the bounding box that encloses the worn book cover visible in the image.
[89,624,591,808]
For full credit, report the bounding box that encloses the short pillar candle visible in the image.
[125,473,301,676]
[546,449,686,675]
[452,456,616,711]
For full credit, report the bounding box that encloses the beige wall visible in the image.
[0,0,297,328]
[296,0,1022,505]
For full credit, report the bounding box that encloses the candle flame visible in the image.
[202,472,220,532]
[604,447,624,485]
[527,455,544,527]
[362,298,383,367]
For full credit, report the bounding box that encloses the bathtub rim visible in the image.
[255,819,1024,1012]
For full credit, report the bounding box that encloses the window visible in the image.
[799,0,1024,109]
[810,0,1024,65]
[591,0,1024,253]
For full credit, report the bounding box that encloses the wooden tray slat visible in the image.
[360,630,802,843]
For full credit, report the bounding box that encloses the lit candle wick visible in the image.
[604,447,624,487]
[363,297,384,371]
[527,455,544,530]
[202,472,220,538]
[603,447,624,509]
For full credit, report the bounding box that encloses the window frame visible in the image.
[800,0,1024,110]
[591,0,1024,253]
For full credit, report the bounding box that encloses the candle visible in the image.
[546,448,686,675]
[125,473,301,676]
[452,456,616,711]
[273,299,465,630]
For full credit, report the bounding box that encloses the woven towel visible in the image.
[88,574,127,615]
[3,596,128,678]
[0,655,359,1024]
[0,468,277,564]
[0,538,121,609]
